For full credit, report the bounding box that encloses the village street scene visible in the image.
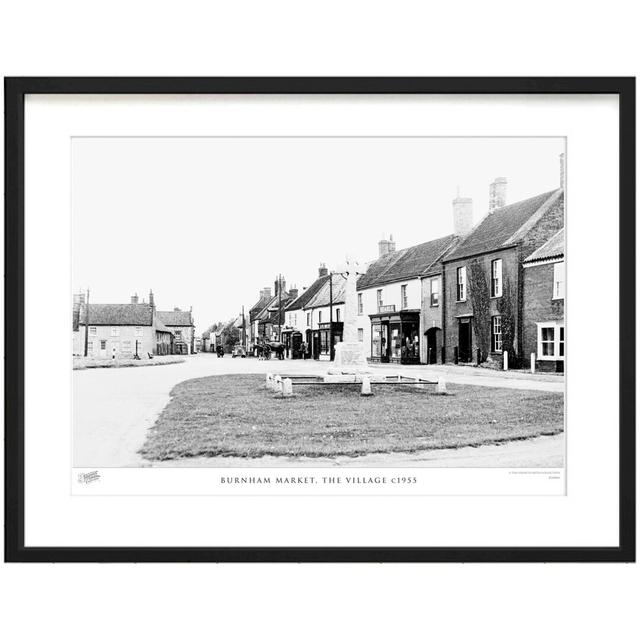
[72,143,565,470]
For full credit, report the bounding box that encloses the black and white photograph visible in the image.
[71,136,566,474]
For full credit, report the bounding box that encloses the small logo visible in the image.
[77,470,101,484]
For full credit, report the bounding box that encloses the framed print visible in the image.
[4,77,635,562]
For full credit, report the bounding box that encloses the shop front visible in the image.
[369,310,421,365]
[310,321,344,360]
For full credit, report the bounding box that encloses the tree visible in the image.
[468,259,490,362]
[497,277,516,364]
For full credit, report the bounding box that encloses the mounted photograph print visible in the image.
[5,77,635,562]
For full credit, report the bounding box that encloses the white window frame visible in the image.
[400,284,408,310]
[358,328,364,342]
[335,308,341,322]
[491,258,503,298]
[318,310,322,323]
[491,315,502,352]
[89,326,97,335]
[376,289,383,311]
[306,312,311,327]
[110,327,120,337]
[135,326,143,337]
[553,261,565,300]
[430,277,439,307]
[357,293,363,315]
[537,322,565,361]
[87,341,93,353]
[456,266,467,302]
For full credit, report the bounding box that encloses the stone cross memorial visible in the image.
[327,258,371,375]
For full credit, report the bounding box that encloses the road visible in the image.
[73,353,565,467]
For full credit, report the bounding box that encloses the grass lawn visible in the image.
[138,374,564,461]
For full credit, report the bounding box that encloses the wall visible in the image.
[166,324,194,353]
[78,325,156,358]
[420,273,445,363]
[523,260,565,371]
[443,247,519,362]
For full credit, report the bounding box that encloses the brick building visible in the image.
[441,187,564,366]
[522,228,565,372]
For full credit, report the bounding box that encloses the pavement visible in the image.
[73,353,565,468]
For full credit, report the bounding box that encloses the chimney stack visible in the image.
[131,293,139,304]
[559,153,565,189]
[149,289,155,309]
[452,193,473,236]
[288,285,299,299]
[274,277,286,296]
[318,263,329,277]
[378,234,396,257]
[489,177,507,213]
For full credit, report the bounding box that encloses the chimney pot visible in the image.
[131,293,139,304]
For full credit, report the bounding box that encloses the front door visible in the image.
[312,332,320,359]
[458,319,472,362]
[99,339,107,358]
[380,321,390,363]
[426,328,438,364]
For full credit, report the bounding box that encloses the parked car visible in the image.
[232,345,247,358]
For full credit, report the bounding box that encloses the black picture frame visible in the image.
[4,77,635,563]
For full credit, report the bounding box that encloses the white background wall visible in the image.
[1,3,638,640]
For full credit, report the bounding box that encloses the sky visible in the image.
[72,136,565,330]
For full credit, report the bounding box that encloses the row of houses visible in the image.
[246,166,565,372]
[72,290,196,358]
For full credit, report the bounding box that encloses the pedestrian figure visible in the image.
[264,343,271,360]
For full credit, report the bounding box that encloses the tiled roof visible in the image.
[524,228,564,263]
[80,303,153,326]
[157,310,192,326]
[304,274,347,309]
[444,189,562,261]
[357,234,457,290]
[257,293,291,323]
[153,317,173,334]
[286,275,330,311]
[249,294,272,319]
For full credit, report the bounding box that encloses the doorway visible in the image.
[458,318,472,363]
